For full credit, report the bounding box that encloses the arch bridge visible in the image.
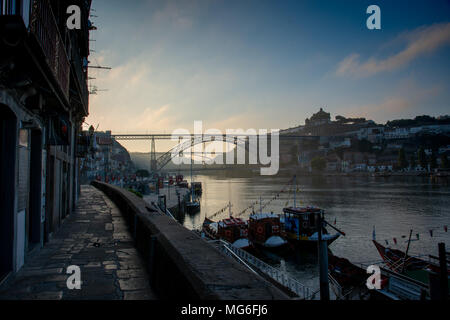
[112,133,319,172]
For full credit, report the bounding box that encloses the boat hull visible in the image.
[328,252,376,300]
[186,203,200,214]
[251,240,294,256]
[287,233,340,250]
[372,240,449,275]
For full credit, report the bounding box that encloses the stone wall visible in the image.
[91,181,288,300]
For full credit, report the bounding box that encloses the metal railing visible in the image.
[219,242,259,275]
[213,239,315,300]
[380,267,429,300]
[328,273,343,298]
[164,207,176,220]
[155,201,176,220]
[30,0,70,99]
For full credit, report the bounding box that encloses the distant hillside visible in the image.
[130,152,227,171]
[130,147,257,171]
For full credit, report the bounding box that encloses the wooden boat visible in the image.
[247,212,292,254]
[191,181,202,194]
[177,180,189,188]
[372,240,450,292]
[185,151,200,214]
[185,199,200,214]
[328,251,383,300]
[372,240,447,275]
[202,217,251,250]
[281,206,340,249]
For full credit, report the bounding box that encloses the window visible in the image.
[1,0,23,15]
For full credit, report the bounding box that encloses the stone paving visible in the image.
[0,185,156,300]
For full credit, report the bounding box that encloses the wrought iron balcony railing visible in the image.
[70,43,89,113]
[30,0,70,100]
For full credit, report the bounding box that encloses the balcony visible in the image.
[29,0,70,100]
[70,43,89,115]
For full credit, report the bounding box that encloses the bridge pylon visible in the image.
[150,137,157,172]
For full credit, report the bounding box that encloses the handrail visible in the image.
[219,243,258,275]
[155,202,176,220]
[328,273,342,298]
[164,207,176,220]
[212,239,315,299]
[380,266,429,289]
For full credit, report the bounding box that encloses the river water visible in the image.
[175,171,450,292]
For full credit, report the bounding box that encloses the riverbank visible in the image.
[169,166,450,178]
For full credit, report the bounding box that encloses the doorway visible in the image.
[28,129,42,249]
[0,104,17,282]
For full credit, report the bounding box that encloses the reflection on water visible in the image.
[176,171,450,291]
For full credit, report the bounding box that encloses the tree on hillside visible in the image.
[386,119,415,127]
[417,147,427,169]
[311,157,326,171]
[414,115,435,123]
[440,154,449,169]
[398,148,408,169]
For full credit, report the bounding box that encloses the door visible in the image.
[0,104,17,282]
[52,158,61,231]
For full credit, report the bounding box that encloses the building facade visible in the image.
[79,129,135,185]
[0,0,92,282]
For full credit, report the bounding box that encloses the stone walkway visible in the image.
[0,185,156,300]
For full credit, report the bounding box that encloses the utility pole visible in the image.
[318,211,330,300]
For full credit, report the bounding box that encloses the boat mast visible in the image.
[228,201,232,218]
[260,196,262,213]
[401,229,413,273]
[190,142,194,202]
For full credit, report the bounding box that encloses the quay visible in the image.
[0,183,288,300]
[0,185,155,300]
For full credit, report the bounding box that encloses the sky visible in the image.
[85,0,450,152]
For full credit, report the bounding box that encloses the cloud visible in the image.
[336,22,450,77]
[134,105,174,131]
[341,79,443,122]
